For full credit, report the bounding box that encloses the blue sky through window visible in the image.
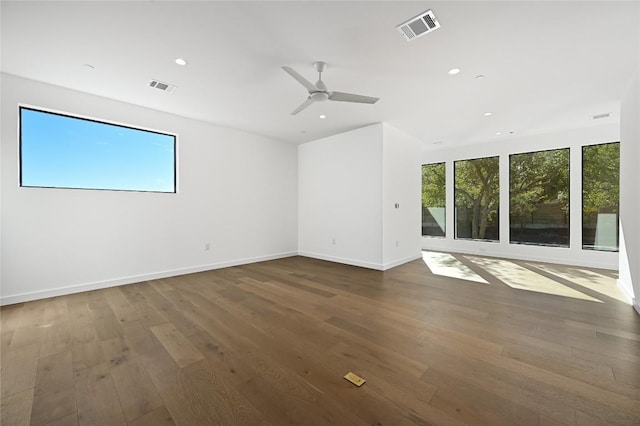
[20,107,176,192]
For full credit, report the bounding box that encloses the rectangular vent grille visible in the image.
[148,79,176,93]
[592,113,610,120]
[397,10,440,42]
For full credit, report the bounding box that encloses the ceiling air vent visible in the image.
[148,79,176,93]
[397,10,440,42]
[592,112,610,120]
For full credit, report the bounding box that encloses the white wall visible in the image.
[298,124,384,269]
[0,73,298,305]
[619,74,640,314]
[421,123,620,270]
[382,123,421,269]
[298,123,422,270]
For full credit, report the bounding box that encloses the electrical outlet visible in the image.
[204,243,210,251]
[396,240,399,247]
[332,238,336,245]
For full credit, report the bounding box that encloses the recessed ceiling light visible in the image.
[495,132,502,135]
[484,112,493,117]
[447,68,461,75]
[175,58,188,66]
[475,74,485,79]
[319,114,326,119]
[82,64,95,70]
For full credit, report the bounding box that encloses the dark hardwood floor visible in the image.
[1,253,639,425]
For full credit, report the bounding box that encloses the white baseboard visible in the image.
[421,235,619,270]
[0,251,297,306]
[382,253,423,270]
[297,251,421,271]
[617,278,638,313]
[297,251,384,270]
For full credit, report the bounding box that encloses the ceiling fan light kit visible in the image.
[282,61,379,115]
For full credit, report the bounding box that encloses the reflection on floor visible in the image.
[422,250,628,305]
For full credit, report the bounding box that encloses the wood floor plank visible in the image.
[71,341,104,375]
[93,315,123,342]
[0,343,39,399]
[237,373,364,426]
[1,330,15,368]
[34,350,74,394]
[16,300,47,328]
[418,339,577,424]
[0,388,33,426]
[74,363,126,426]
[41,298,69,325]
[38,321,71,358]
[438,334,640,423]
[41,413,78,426]
[186,330,258,386]
[139,283,201,337]
[30,349,76,426]
[30,386,76,426]
[501,344,639,400]
[8,325,44,350]
[149,323,204,368]
[121,326,178,390]
[68,321,97,345]
[126,406,175,426]
[100,337,133,368]
[109,358,163,422]
[425,367,541,426]
[503,341,614,379]
[0,254,638,425]
[0,304,24,330]
[153,359,270,426]
[325,333,428,379]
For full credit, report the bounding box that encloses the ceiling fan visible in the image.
[282,61,379,115]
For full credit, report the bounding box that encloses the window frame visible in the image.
[453,155,500,242]
[19,105,178,193]
[421,162,447,238]
[581,141,620,252]
[508,147,570,248]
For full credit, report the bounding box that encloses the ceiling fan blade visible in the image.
[282,66,318,93]
[329,91,379,104]
[291,97,315,115]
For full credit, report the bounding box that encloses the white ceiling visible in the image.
[2,1,638,149]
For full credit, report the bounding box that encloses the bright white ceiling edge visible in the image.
[0,1,638,148]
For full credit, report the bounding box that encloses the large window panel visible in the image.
[20,106,176,193]
[454,156,499,241]
[582,142,619,251]
[421,162,446,237]
[509,148,569,247]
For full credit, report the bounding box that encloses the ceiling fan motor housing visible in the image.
[313,61,327,73]
[310,92,329,102]
[282,62,379,115]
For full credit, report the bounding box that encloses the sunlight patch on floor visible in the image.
[528,263,629,304]
[465,256,603,302]
[422,252,488,284]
